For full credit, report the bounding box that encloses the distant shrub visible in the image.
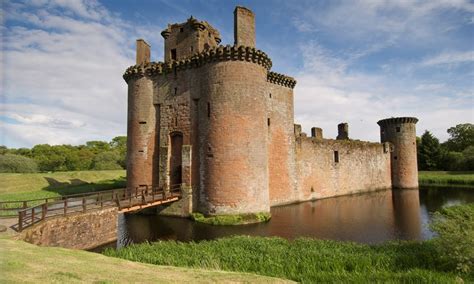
[91,151,123,170]
[430,203,474,275]
[0,154,38,173]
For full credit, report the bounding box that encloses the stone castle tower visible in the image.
[124,6,419,217]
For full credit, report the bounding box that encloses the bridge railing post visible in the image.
[82,197,86,212]
[18,210,24,231]
[41,203,46,220]
[64,199,68,216]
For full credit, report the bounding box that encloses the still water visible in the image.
[112,186,473,247]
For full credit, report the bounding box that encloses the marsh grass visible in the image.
[191,212,271,225]
[419,171,474,186]
[104,236,467,283]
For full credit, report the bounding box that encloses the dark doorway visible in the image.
[170,132,183,186]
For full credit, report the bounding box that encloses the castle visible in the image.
[124,6,418,217]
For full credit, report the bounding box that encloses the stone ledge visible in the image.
[123,45,273,82]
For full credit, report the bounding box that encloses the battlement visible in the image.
[267,71,297,89]
[123,45,272,82]
[377,117,418,127]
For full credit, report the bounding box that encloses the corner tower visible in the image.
[125,40,158,192]
[377,117,419,189]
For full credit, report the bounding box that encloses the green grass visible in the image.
[0,170,126,201]
[419,171,474,186]
[191,212,271,225]
[104,236,468,283]
[0,239,291,284]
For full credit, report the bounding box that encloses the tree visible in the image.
[0,154,38,173]
[91,151,123,170]
[110,136,127,168]
[462,146,474,170]
[418,130,441,170]
[444,123,474,152]
[85,141,110,154]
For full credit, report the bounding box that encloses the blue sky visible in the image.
[1,0,473,148]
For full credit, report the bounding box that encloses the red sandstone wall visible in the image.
[198,61,269,214]
[295,138,392,201]
[267,83,297,206]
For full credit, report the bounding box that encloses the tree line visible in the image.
[0,123,472,173]
[417,123,474,171]
[0,136,126,173]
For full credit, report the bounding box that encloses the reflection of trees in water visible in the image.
[419,186,474,213]
[117,187,474,246]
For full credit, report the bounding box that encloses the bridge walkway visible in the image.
[0,185,182,232]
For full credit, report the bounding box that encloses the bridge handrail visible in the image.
[15,184,184,232]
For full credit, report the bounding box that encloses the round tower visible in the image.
[377,117,419,189]
[124,40,157,193]
[199,50,270,215]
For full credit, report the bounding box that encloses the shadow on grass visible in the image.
[42,176,126,196]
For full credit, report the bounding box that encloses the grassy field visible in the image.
[0,239,290,284]
[0,170,126,201]
[419,171,474,186]
[104,236,467,283]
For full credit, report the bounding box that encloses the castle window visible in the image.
[139,121,146,124]
[334,151,339,163]
[207,102,211,118]
[174,88,177,95]
[269,93,272,98]
[396,127,401,132]
[394,156,398,160]
[267,118,271,127]
[171,49,177,60]
[190,46,194,52]
[138,150,144,153]
[180,27,184,32]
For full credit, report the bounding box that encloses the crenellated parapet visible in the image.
[267,71,297,89]
[123,45,273,82]
[377,117,419,127]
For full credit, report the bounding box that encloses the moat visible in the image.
[98,186,473,250]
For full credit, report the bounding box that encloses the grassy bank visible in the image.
[0,170,126,201]
[419,171,474,186]
[191,212,271,225]
[105,203,473,282]
[104,236,465,283]
[0,239,290,284]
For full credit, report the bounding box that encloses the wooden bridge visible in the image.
[0,185,182,232]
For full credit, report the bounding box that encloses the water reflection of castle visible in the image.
[118,189,422,244]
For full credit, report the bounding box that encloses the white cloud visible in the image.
[1,0,164,147]
[420,51,474,66]
[293,41,474,142]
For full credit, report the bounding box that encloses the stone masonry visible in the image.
[124,6,419,217]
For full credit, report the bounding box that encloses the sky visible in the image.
[1,0,473,148]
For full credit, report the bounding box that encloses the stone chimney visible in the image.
[336,123,349,140]
[234,6,255,47]
[311,127,323,139]
[136,39,150,65]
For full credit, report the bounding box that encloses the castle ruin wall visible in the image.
[294,138,392,202]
